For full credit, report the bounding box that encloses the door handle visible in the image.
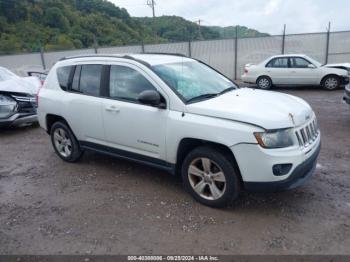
[105,105,120,113]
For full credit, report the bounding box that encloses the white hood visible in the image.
[186,88,313,129]
[0,76,40,95]
[324,63,350,70]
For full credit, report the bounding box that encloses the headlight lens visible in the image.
[0,95,17,118]
[254,128,295,148]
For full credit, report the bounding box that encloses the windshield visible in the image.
[306,56,322,67]
[152,61,237,102]
[0,68,17,82]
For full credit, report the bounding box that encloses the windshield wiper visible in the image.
[186,93,218,103]
[218,86,236,95]
[186,87,237,103]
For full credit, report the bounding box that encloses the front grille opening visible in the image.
[296,117,319,148]
[296,132,303,146]
[300,129,307,145]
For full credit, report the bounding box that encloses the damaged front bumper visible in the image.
[0,113,37,128]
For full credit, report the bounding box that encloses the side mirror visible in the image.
[308,64,316,69]
[138,90,165,108]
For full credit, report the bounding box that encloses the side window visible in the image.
[266,58,288,68]
[109,65,156,102]
[79,65,102,96]
[57,66,73,90]
[291,58,311,68]
[71,65,81,91]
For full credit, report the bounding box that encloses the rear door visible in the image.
[265,57,290,85]
[289,57,319,85]
[64,64,106,144]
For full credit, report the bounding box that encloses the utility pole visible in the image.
[325,21,331,64]
[194,19,203,40]
[147,0,157,42]
[234,25,238,80]
[281,24,286,54]
[93,34,98,54]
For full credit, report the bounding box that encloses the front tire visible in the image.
[181,146,240,208]
[322,75,340,90]
[50,121,83,162]
[257,76,272,90]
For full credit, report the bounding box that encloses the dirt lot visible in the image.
[0,88,349,255]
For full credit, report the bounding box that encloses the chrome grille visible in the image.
[295,117,319,147]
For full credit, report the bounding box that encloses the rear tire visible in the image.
[322,75,340,90]
[181,146,240,208]
[257,76,272,90]
[50,121,83,162]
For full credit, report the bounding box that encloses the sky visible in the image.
[110,0,350,35]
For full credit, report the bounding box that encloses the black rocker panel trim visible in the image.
[79,141,175,174]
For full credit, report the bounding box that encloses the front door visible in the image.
[289,57,319,85]
[102,63,168,160]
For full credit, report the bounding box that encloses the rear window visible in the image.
[57,66,73,90]
[79,65,102,96]
[266,58,288,68]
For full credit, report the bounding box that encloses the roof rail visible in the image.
[58,54,125,61]
[142,52,188,57]
[58,52,188,62]
[58,54,152,68]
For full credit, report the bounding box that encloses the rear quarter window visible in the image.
[56,66,73,90]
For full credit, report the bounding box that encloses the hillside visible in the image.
[0,0,150,54]
[0,0,268,54]
[134,17,269,42]
[135,16,220,42]
[209,25,269,38]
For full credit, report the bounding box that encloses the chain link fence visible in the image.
[1,30,350,80]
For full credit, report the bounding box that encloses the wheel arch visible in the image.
[256,75,273,87]
[175,138,243,182]
[46,114,70,134]
[320,74,339,86]
[256,75,272,83]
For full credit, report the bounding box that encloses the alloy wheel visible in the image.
[53,128,72,158]
[187,157,226,200]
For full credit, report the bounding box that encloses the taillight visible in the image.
[36,87,41,107]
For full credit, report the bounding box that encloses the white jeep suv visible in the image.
[38,54,321,207]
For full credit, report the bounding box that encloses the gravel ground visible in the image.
[0,88,349,255]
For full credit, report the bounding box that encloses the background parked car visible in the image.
[242,54,350,90]
[0,66,40,127]
[15,66,48,86]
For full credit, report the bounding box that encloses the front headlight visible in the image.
[0,95,17,118]
[254,128,295,148]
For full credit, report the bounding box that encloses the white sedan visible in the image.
[242,54,350,90]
